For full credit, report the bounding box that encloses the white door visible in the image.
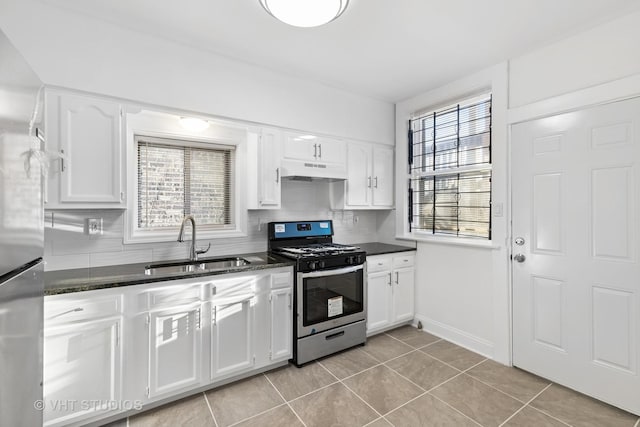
[367,271,392,332]
[372,145,394,207]
[58,93,122,204]
[211,295,254,380]
[259,128,282,208]
[346,143,372,207]
[270,288,292,361]
[316,137,346,164]
[44,317,122,427]
[148,304,202,399]
[393,268,415,323]
[512,97,640,415]
[283,134,317,161]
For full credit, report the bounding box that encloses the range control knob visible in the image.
[346,256,355,265]
[318,261,326,269]
[308,261,317,270]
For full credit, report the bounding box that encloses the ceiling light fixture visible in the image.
[259,0,349,28]
[179,117,209,132]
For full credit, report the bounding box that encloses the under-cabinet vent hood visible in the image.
[280,158,347,182]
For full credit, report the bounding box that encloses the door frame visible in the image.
[507,73,640,366]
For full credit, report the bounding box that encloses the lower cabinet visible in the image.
[43,266,293,427]
[366,252,415,335]
[147,303,202,399]
[44,298,123,427]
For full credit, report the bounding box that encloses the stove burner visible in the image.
[277,243,360,256]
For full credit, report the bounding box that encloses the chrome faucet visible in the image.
[177,215,211,261]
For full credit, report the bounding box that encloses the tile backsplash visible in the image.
[44,180,384,271]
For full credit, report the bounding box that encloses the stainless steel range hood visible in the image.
[280,158,347,182]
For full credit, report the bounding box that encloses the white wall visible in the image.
[44,180,380,271]
[396,10,640,365]
[510,10,640,108]
[0,0,394,145]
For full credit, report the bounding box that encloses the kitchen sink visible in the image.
[144,257,251,276]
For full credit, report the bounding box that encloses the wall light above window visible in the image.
[179,117,209,132]
[259,0,349,28]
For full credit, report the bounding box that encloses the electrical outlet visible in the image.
[86,218,103,235]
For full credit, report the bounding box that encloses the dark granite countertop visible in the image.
[354,242,417,256]
[45,252,295,296]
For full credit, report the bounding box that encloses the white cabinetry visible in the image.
[210,275,256,380]
[44,266,293,426]
[283,133,345,164]
[45,90,124,208]
[43,293,123,427]
[366,252,415,335]
[247,128,282,209]
[331,142,394,209]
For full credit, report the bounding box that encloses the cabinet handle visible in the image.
[367,177,371,188]
[275,167,280,183]
[388,273,392,286]
[212,306,217,326]
[197,307,201,329]
[60,149,65,172]
[313,143,318,158]
[51,307,83,319]
[374,177,378,188]
[288,293,292,309]
[318,144,322,158]
[395,272,399,284]
[115,322,120,347]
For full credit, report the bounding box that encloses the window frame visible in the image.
[124,110,248,244]
[408,93,493,241]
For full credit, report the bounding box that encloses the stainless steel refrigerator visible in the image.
[0,29,45,426]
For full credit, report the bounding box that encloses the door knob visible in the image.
[513,254,526,263]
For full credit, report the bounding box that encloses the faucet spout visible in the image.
[178,215,210,261]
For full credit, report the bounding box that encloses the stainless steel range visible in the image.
[268,220,367,366]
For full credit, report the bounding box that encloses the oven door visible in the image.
[297,264,366,338]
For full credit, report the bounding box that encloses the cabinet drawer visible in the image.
[392,253,415,269]
[271,271,292,289]
[367,256,391,273]
[145,284,203,309]
[45,294,122,325]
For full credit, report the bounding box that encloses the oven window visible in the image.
[302,270,364,326]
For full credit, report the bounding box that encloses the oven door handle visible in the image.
[300,265,363,278]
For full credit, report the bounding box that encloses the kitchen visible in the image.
[1,0,640,426]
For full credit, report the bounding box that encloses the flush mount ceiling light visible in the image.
[179,117,209,132]
[259,0,349,28]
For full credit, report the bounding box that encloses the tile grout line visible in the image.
[383,331,443,350]
[315,359,386,422]
[634,417,640,427]
[462,369,552,406]
[202,391,220,427]
[497,383,559,427]
[427,392,484,427]
[262,373,308,427]
[225,402,289,427]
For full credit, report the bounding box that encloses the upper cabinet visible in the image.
[330,142,394,210]
[283,133,345,164]
[247,127,282,209]
[45,90,125,209]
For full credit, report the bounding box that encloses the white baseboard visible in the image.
[414,314,494,359]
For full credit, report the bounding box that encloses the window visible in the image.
[136,135,235,232]
[408,94,492,239]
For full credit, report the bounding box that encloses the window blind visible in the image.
[137,136,234,230]
[408,94,492,239]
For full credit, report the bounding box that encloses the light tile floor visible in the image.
[106,326,640,427]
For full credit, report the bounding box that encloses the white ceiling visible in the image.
[41,0,640,102]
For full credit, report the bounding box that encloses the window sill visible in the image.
[396,233,500,250]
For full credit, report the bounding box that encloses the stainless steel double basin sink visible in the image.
[144,257,251,276]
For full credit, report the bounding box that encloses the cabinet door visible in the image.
[393,267,415,323]
[270,288,292,361]
[211,296,254,380]
[346,143,372,207]
[44,317,122,427]
[259,128,282,208]
[316,137,346,164]
[367,271,392,333]
[148,305,202,399]
[372,145,394,207]
[58,93,123,205]
[283,133,317,161]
